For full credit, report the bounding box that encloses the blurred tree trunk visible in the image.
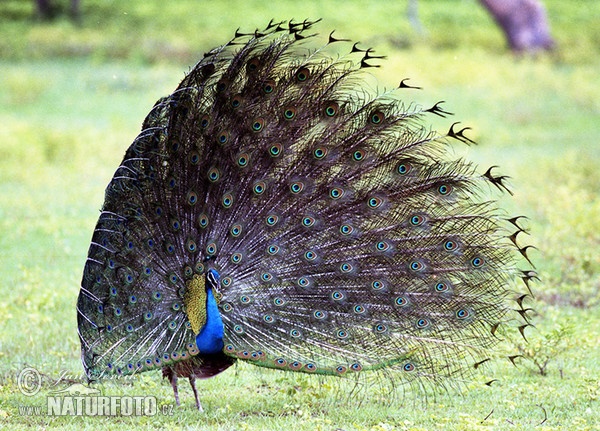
[35,0,80,21]
[479,0,555,52]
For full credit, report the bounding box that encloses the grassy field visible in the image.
[0,0,599,429]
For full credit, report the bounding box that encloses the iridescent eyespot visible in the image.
[397,162,411,175]
[230,252,243,264]
[239,295,251,304]
[410,214,425,226]
[261,272,273,282]
[336,365,347,374]
[221,276,232,287]
[221,303,233,312]
[331,290,344,301]
[263,314,274,323]
[144,312,153,321]
[471,256,485,268]
[367,197,383,208]
[168,177,176,188]
[444,239,459,251]
[172,303,181,311]
[200,115,209,128]
[290,181,304,194]
[416,318,430,329]
[290,329,302,338]
[438,184,452,195]
[273,297,285,306]
[170,219,180,231]
[222,193,233,208]
[395,296,409,307]
[340,262,353,273]
[206,242,217,255]
[369,111,385,125]
[198,213,209,228]
[352,150,365,161]
[435,282,450,292]
[207,167,220,182]
[403,363,415,372]
[324,102,339,117]
[165,243,175,254]
[456,308,471,319]
[186,239,197,252]
[231,95,242,108]
[350,363,363,371]
[230,224,242,237]
[337,329,349,339]
[353,305,365,314]
[253,181,266,195]
[330,187,344,199]
[114,308,122,317]
[372,280,385,290]
[189,152,200,165]
[246,57,260,73]
[152,291,162,301]
[313,147,328,159]
[168,273,178,284]
[314,310,326,319]
[263,79,275,94]
[267,244,280,255]
[265,214,279,226]
[376,241,391,252]
[269,143,282,157]
[217,131,229,144]
[295,67,310,82]
[215,80,227,92]
[251,118,264,132]
[237,153,249,167]
[297,277,310,287]
[340,224,354,235]
[374,324,387,333]
[409,260,426,272]
[187,191,198,205]
[301,216,315,227]
[283,107,296,120]
[304,250,317,261]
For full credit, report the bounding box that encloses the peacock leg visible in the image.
[188,374,203,412]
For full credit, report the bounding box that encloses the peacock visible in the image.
[76,19,535,411]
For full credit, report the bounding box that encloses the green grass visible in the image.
[1,0,599,429]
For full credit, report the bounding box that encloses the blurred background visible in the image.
[0,0,598,429]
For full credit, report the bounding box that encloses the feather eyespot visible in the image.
[352,150,365,161]
[369,110,385,125]
[187,191,198,205]
[471,256,485,268]
[207,167,220,182]
[265,214,279,226]
[251,118,264,132]
[313,146,328,159]
[397,162,412,175]
[231,95,242,108]
[200,115,209,128]
[236,153,249,168]
[329,187,344,199]
[323,102,339,117]
[246,57,260,73]
[283,107,296,120]
[230,224,242,237]
[268,143,282,157]
[222,193,233,208]
[206,242,217,256]
[198,213,209,228]
[262,79,275,94]
[253,181,266,195]
[295,66,310,82]
[340,224,354,235]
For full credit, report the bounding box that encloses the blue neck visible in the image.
[195,288,224,354]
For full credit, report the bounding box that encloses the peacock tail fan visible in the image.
[76,18,536,408]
